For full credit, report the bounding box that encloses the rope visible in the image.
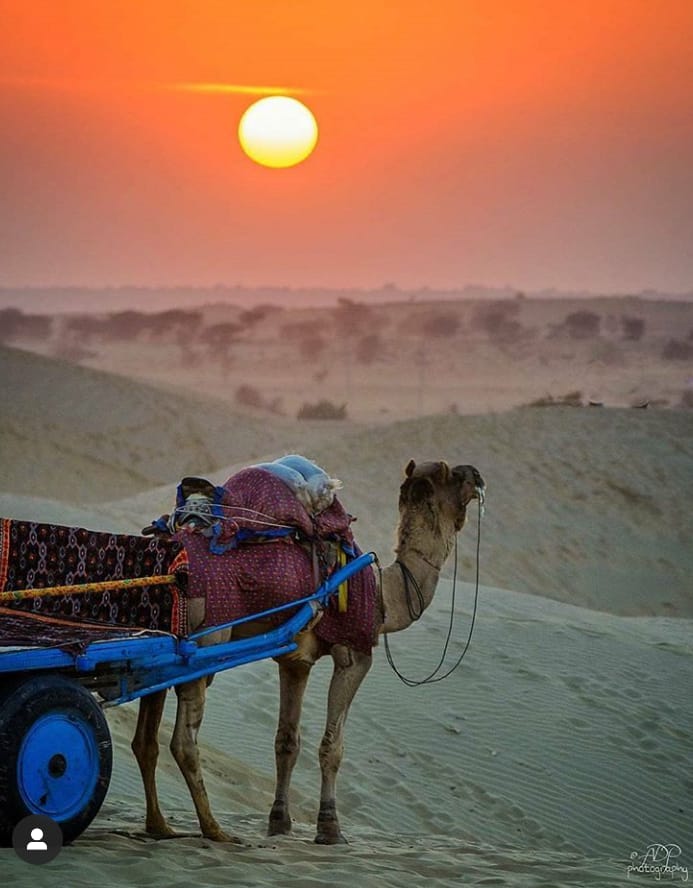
[383,499,482,686]
[0,573,177,602]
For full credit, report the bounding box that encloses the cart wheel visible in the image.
[0,674,112,846]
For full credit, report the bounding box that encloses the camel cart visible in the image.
[0,550,375,846]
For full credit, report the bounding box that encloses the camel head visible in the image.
[400,459,485,532]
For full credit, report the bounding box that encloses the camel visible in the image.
[131,459,484,845]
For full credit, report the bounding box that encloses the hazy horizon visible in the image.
[2,282,693,316]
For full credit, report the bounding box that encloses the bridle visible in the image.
[381,495,483,687]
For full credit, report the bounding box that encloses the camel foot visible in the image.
[314,830,348,845]
[315,803,347,845]
[268,801,292,836]
[202,824,246,845]
[145,819,177,839]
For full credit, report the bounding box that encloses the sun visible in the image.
[238,96,318,168]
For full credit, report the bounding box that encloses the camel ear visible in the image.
[404,459,416,478]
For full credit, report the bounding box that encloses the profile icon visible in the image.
[26,827,48,851]
[12,815,62,864]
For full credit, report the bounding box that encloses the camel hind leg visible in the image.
[316,645,372,844]
[132,689,175,837]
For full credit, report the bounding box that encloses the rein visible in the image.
[382,498,483,686]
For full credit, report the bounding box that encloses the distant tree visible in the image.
[563,310,601,340]
[200,322,242,376]
[0,308,52,342]
[0,308,22,341]
[621,315,645,341]
[662,339,693,361]
[64,315,107,342]
[149,309,203,339]
[280,320,327,360]
[239,305,275,327]
[421,311,460,339]
[299,334,327,361]
[102,310,149,341]
[280,320,323,341]
[472,300,524,344]
[355,332,383,364]
[335,297,373,337]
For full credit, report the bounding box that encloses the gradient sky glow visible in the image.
[1,0,692,294]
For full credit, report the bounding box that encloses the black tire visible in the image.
[0,674,112,846]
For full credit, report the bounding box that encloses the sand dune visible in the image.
[1,341,691,886]
[2,344,691,615]
[0,345,336,503]
[3,582,690,886]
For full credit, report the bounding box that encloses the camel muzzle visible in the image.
[453,464,485,493]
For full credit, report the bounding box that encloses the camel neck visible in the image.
[378,555,441,634]
[396,547,444,572]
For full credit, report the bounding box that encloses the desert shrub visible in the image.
[234,384,283,414]
[421,311,460,339]
[297,399,347,420]
[235,384,264,408]
[563,310,601,340]
[0,308,52,342]
[662,339,693,361]
[527,390,583,407]
[621,315,645,341]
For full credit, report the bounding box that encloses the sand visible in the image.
[1,318,692,886]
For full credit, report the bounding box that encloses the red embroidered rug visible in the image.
[179,468,379,654]
[0,518,188,635]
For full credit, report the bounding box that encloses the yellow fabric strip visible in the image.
[337,549,349,613]
[0,573,177,602]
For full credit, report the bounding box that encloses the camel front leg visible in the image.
[316,645,372,844]
[170,677,242,844]
[132,689,175,837]
[268,658,312,835]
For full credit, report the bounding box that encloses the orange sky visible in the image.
[1,0,692,294]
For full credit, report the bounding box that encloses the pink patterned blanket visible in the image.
[178,468,379,654]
